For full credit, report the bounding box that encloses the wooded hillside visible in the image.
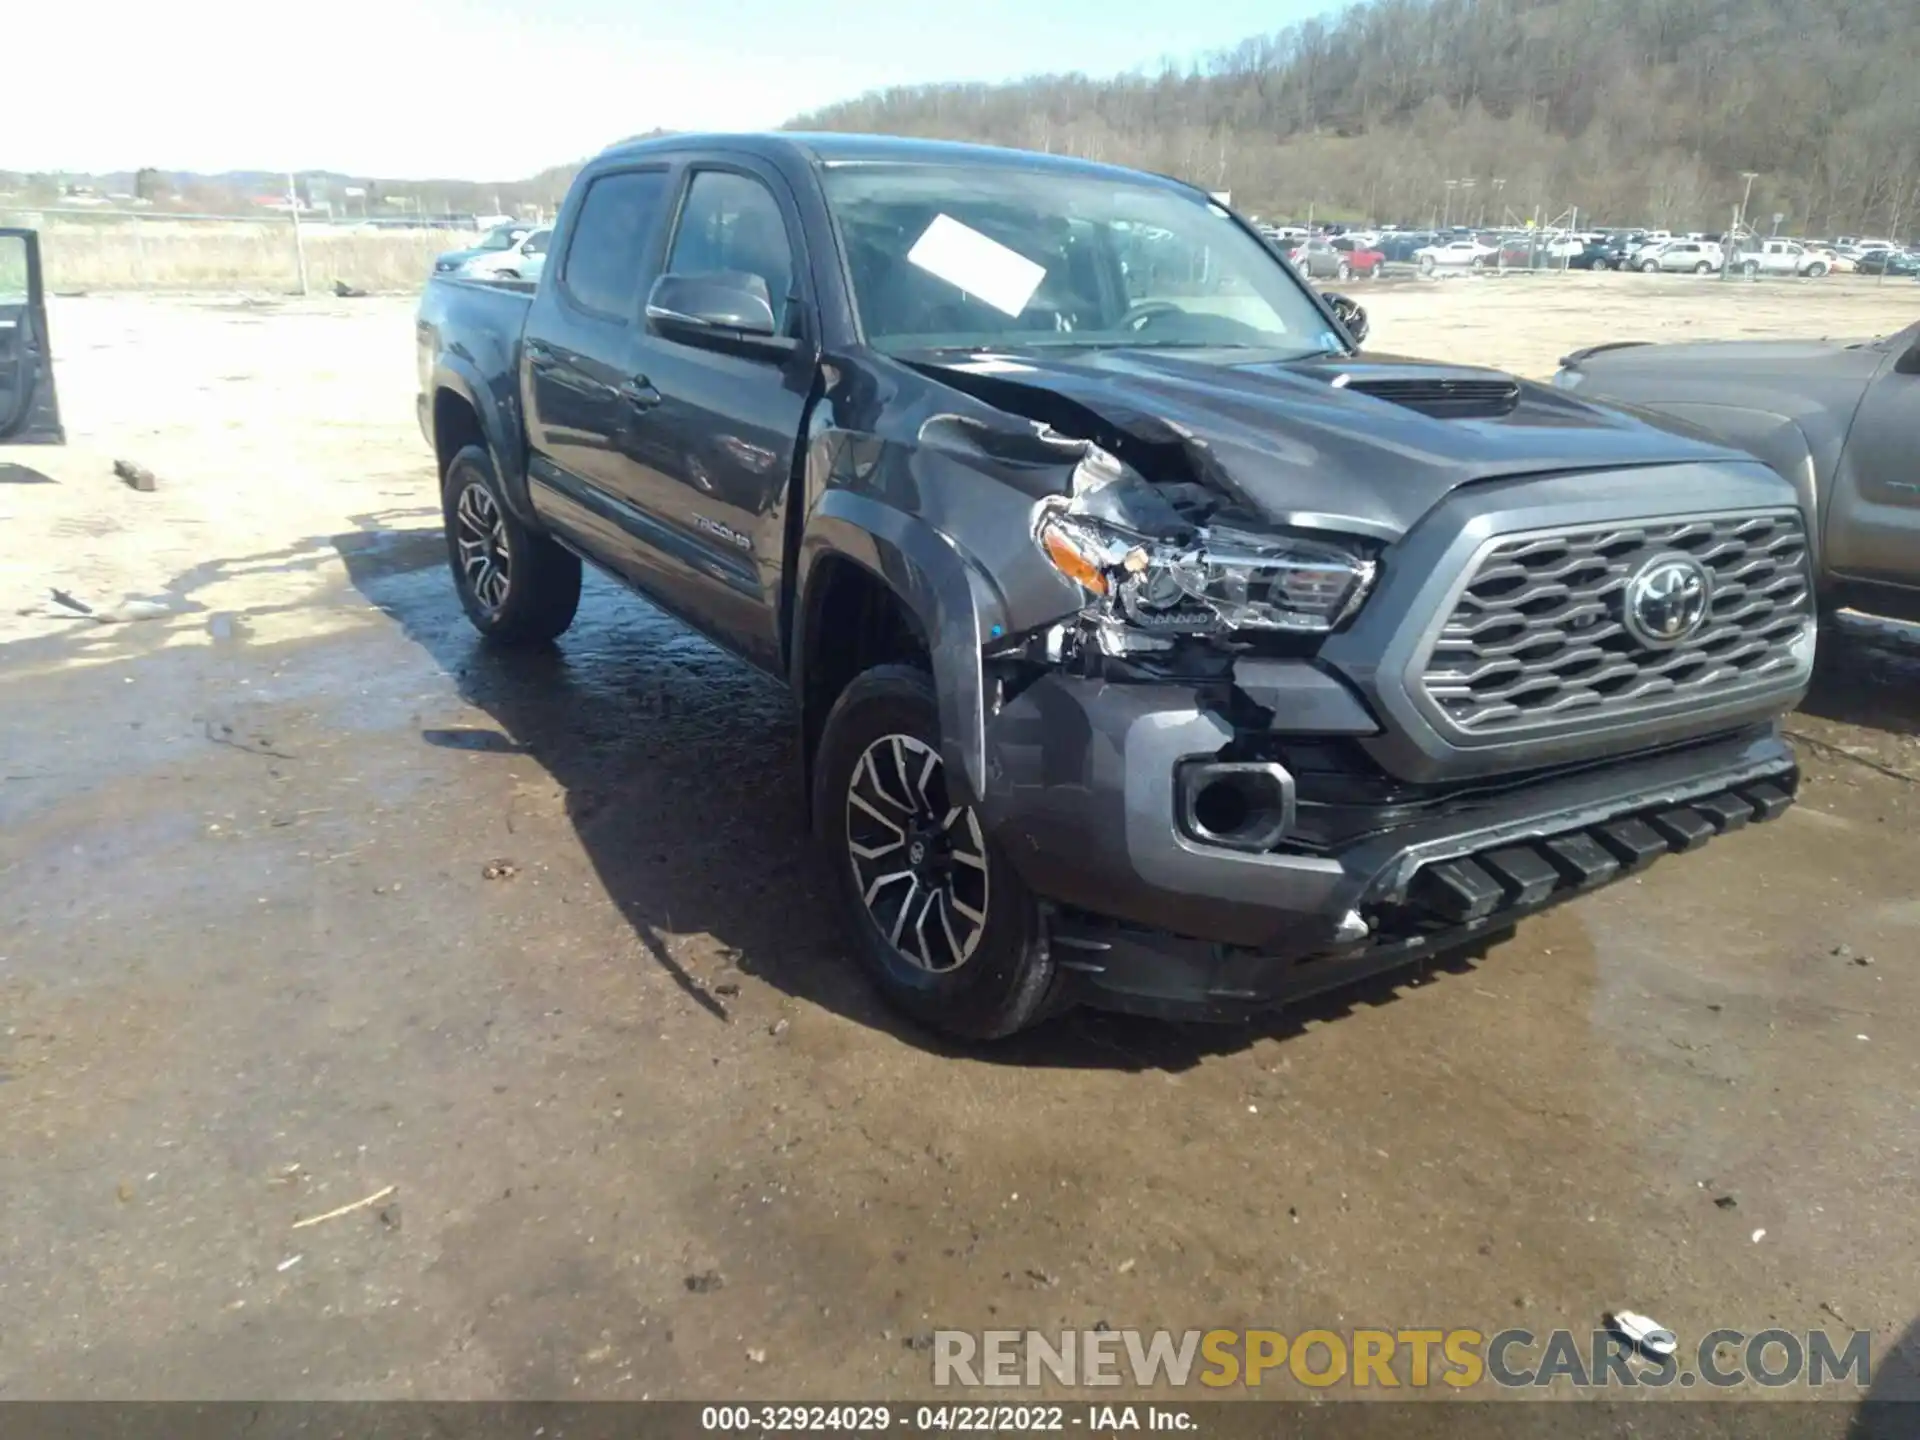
[789,0,1920,237]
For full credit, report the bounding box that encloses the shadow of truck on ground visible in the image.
[332,521,1496,1072]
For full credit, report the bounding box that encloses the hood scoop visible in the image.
[1332,368,1522,420]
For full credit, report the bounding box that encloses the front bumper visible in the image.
[977,671,1797,1022]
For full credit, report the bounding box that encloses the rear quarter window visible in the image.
[561,169,671,318]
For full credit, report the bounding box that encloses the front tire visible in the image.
[1743,259,1760,276]
[1808,261,1829,277]
[442,443,581,645]
[1336,260,1352,282]
[1641,259,1660,273]
[813,665,1061,1040]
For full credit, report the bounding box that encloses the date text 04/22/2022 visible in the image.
[698,1404,1195,1431]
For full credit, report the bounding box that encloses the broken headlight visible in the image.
[1034,509,1376,636]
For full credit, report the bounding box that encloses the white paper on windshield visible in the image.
[946,357,1038,374]
[906,214,1047,317]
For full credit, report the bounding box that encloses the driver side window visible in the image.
[665,171,796,333]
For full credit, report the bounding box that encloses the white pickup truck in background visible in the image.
[1734,239,1832,277]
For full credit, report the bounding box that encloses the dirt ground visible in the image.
[4,275,1919,1410]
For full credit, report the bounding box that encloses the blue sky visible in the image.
[15,0,1321,178]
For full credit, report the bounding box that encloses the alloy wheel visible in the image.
[455,480,512,614]
[844,732,989,973]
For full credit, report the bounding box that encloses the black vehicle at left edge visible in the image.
[0,229,66,445]
[415,133,1813,1039]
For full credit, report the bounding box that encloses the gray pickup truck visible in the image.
[1556,320,1920,624]
[415,132,1812,1038]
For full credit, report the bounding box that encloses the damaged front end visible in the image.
[1023,442,1378,665]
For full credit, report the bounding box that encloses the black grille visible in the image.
[1417,511,1812,739]
[1346,376,1521,418]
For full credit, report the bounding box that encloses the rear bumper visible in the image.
[977,672,1797,1022]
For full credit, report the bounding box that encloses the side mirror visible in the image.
[646,271,793,354]
[1324,292,1369,346]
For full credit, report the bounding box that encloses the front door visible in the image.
[0,230,65,444]
[616,160,817,672]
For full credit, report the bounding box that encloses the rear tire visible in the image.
[813,665,1061,1040]
[1336,260,1352,282]
[1743,259,1760,276]
[1695,261,1713,274]
[442,443,581,645]
[1808,261,1829,277]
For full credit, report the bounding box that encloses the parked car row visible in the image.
[1285,233,1385,280]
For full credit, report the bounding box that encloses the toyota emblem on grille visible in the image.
[1623,554,1712,647]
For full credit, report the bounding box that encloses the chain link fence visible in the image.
[0,210,477,294]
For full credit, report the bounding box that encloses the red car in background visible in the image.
[1287,234,1385,280]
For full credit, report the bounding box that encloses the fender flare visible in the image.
[1641,402,1822,573]
[430,357,539,528]
[794,491,1010,806]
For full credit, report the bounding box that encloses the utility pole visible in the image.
[287,172,309,297]
[1443,180,1457,229]
[1724,172,1758,282]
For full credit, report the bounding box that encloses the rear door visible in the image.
[0,230,65,444]
[520,165,677,579]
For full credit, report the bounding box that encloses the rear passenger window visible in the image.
[665,171,796,330]
[561,170,670,318]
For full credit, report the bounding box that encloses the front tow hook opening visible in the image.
[1177,760,1296,853]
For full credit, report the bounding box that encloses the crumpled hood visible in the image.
[909,346,1755,541]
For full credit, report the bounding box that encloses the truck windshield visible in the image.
[821,163,1339,356]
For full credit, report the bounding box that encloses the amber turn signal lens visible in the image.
[1038,520,1110,595]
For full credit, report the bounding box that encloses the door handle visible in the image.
[619,376,662,410]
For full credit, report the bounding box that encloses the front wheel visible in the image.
[1418,256,1436,275]
[1743,259,1760,276]
[442,443,581,645]
[813,665,1060,1040]
[1807,262,1829,277]
[1469,256,1486,270]
[1641,260,1660,273]
[1695,261,1714,274]
[1336,260,1352,282]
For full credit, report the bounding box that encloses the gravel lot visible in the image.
[3,274,1917,1410]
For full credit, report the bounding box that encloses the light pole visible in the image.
[1724,171,1759,281]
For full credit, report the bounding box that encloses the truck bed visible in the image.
[415,274,536,424]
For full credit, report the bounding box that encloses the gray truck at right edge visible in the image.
[1557,319,1920,628]
[415,131,1814,1040]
